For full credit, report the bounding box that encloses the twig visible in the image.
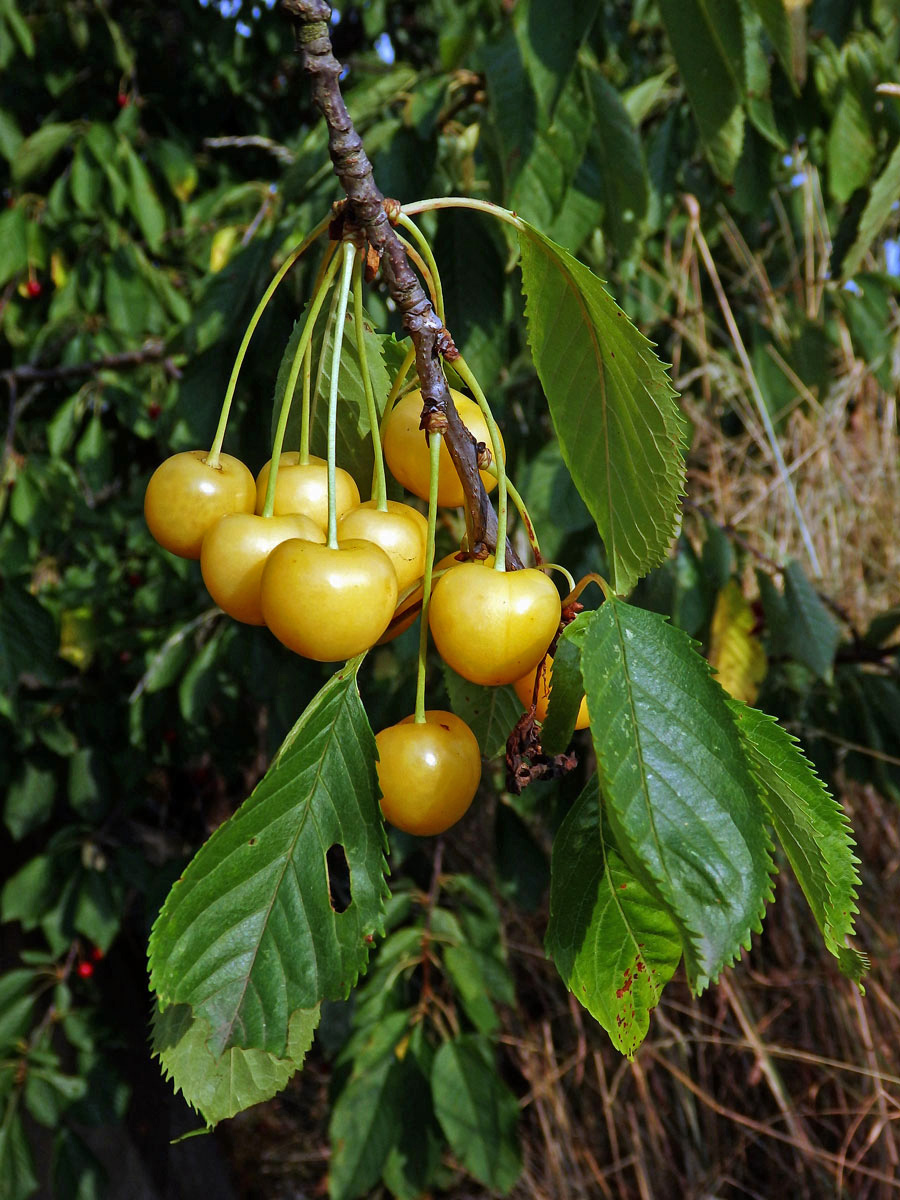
[281,0,520,567]
[203,135,296,165]
[2,340,176,387]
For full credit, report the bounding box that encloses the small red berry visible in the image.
[26,279,42,298]
[127,571,143,589]
[90,946,104,961]
[117,93,129,109]
[77,961,94,979]
[147,401,162,421]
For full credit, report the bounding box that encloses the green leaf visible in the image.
[540,627,587,756]
[51,1128,106,1200]
[580,599,773,989]
[0,0,33,58]
[122,142,167,252]
[546,778,682,1055]
[329,1041,405,1200]
[518,222,686,594]
[152,1001,319,1128]
[827,86,876,205]
[0,970,36,1052]
[149,659,389,1059]
[4,763,55,840]
[579,65,648,258]
[0,205,27,289]
[0,1110,38,1200]
[431,1036,522,1194]
[443,666,521,759]
[12,121,78,184]
[842,138,900,279]
[434,210,506,393]
[781,560,842,681]
[0,107,23,162]
[511,0,601,119]
[484,36,592,231]
[731,703,867,985]
[658,0,745,181]
[0,582,58,695]
[1,856,58,930]
[747,0,799,88]
[276,302,392,492]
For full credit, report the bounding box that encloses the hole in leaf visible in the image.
[326,844,351,913]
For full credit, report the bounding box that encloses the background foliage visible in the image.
[2,0,899,1196]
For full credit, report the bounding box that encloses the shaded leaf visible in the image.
[842,138,900,279]
[827,86,876,205]
[732,703,867,985]
[431,1036,521,1194]
[276,301,392,492]
[580,599,773,989]
[443,666,522,759]
[540,629,588,756]
[12,121,78,183]
[149,659,389,1057]
[781,560,841,680]
[329,1042,405,1200]
[0,1110,38,1200]
[518,222,685,594]
[546,778,682,1055]
[658,0,745,181]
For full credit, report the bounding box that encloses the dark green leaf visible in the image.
[579,65,648,258]
[546,778,682,1055]
[484,37,592,231]
[0,583,58,694]
[329,1044,405,1200]
[52,1128,106,1200]
[0,205,27,289]
[540,629,587,756]
[580,599,773,989]
[0,1110,38,1200]
[518,222,686,594]
[0,970,36,1051]
[149,659,389,1057]
[276,301,392,493]
[12,121,78,183]
[732,703,867,984]
[434,210,506,393]
[827,86,876,204]
[781,560,841,680]
[658,0,745,181]
[431,1036,522,1193]
[122,142,166,252]
[443,666,521,759]
[747,0,798,88]
[842,138,900,279]
[4,763,55,840]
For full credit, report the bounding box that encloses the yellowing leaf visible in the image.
[708,579,767,704]
[59,606,96,671]
[50,251,68,289]
[209,226,239,273]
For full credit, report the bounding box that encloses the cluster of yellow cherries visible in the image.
[144,230,585,835]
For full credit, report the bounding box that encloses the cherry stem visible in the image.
[540,562,577,592]
[326,242,357,548]
[261,247,342,519]
[561,572,610,609]
[396,235,439,312]
[352,252,387,511]
[402,196,523,235]
[451,355,508,573]
[206,213,330,468]
[483,464,541,562]
[300,240,338,463]
[313,273,342,452]
[414,430,442,725]
[396,213,445,324]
